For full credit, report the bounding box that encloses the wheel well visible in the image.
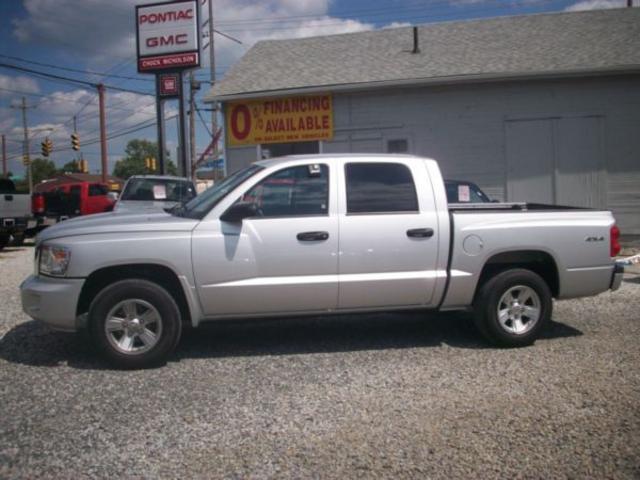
[77,264,191,326]
[476,250,559,298]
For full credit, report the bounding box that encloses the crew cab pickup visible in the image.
[114,175,197,214]
[21,155,624,368]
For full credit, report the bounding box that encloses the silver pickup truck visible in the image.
[21,154,623,368]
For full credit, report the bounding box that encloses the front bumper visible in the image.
[610,262,624,291]
[20,274,85,331]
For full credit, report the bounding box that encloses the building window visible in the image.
[345,162,418,214]
[387,139,409,154]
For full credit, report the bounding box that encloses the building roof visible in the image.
[207,8,640,101]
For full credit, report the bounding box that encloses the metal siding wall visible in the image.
[223,75,640,233]
[323,76,640,233]
[225,146,258,174]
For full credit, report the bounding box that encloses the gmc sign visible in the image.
[136,0,200,73]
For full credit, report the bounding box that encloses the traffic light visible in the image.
[71,133,80,151]
[22,155,30,166]
[145,157,157,171]
[41,138,53,157]
[79,159,89,173]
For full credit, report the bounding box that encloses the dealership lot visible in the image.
[1,244,639,478]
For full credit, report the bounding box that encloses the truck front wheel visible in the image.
[88,279,182,369]
[473,268,552,347]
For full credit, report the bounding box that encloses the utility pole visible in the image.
[97,84,108,182]
[207,0,217,165]
[189,71,197,180]
[12,97,36,193]
[628,0,633,7]
[1,134,6,177]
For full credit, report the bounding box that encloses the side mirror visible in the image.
[220,202,258,223]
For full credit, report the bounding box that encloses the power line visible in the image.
[7,115,177,161]
[195,107,213,137]
[0,53,155,83]
[217,0,555,32]
[0,62,153,96]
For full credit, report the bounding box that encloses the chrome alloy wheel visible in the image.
[104,299,163,355]
[497,285,541,335]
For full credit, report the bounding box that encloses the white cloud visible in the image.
[11,0,391,73]
[565,0,633,11]
[0,74,40,96]
[2,86,168,171]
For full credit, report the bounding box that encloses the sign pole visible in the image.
[155,74,167,175]
[177,71,189,177]
[136,0,201,177]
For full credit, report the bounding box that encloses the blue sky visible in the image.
[0,0,632,177]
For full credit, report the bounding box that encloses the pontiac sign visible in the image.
[136,0,200,73]
[226,95,334,146]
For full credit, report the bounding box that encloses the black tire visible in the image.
[11,233,25,246]
[0,234,8,251]
[88,279,182,369]
[473,268,552,347]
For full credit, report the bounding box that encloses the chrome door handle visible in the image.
[297,231,329,241]
[407,228,434,238]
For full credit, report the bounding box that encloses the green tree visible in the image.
[30,157,57,184]
[58,160,81,174]
[112,139,177,179]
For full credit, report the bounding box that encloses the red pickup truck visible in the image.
[32,181,115,230]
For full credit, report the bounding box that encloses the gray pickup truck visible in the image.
[21,155,623,368]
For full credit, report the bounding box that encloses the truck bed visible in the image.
[448,202,593,212]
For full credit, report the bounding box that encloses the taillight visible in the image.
[32,194,45,214]
[610,225,621,257]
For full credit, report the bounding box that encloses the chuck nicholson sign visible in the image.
[225,95,333,147]
[136,0,200,73]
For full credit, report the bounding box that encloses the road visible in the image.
[1,244,639,478]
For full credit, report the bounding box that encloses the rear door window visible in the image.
[89,184,108,196]
[345,163,418,214]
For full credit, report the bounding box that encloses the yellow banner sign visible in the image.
[226,94,333,146]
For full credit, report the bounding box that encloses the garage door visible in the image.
[505,115,605,208]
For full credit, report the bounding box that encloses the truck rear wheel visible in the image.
[88,279,182,369]
[473,268,552,347]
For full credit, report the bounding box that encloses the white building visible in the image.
[206,8,640,233]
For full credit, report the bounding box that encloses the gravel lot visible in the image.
[1,244,639,479]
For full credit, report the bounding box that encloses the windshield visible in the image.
[177,164,264,219]
[120,178,196,203]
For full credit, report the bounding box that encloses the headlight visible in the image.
[39,245,71,276]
